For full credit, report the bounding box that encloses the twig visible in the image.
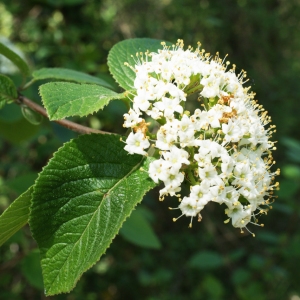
[17,95,113,135]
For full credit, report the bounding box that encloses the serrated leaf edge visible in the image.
[29,134,156,295]
[38,82,125,120]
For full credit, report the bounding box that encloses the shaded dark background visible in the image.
[1,0,300,299]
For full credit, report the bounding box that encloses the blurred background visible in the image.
[0,0,300,299]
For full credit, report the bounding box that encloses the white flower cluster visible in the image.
[123,39,279,235]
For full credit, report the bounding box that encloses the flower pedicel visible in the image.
[122,39,280,236]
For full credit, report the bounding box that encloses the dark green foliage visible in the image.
[30,134,156,295]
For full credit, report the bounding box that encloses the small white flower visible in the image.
[162,145,190,173]
[148,159,171,183]
[133,68,149,90]
[154,96,183,119]
[222,119,242,144]
[167,82,186,101]
[200,75,221,98]
[198,162,223,186]
[124,131,150,155]
[178,115,195,146]
[191,109,209,130]
[191,183,211,210]
[226,205,252,228]
[195,140,223,159]
[218,186,240,208]
[179,196,200,217]
[133,90,151,112]
[123,109,142,128]
[146,106,163,120]
[162,170,184,192]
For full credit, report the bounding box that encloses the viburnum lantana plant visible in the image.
[0,38,279,295]
[122,39,279,233]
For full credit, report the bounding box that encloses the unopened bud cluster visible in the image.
[123,39,279,234]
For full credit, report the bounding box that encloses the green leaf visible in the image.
[231,268,251,285]
[108,38,171,90]
[32,68,116,90]
[282,137,300,163]
[201,275,225,298]
[5,172,38,195]
[0,102,23,122]
[120,207,161,249]
[276,179,299,200]
[0,187,32,247]
[188,251,224,270]
[21,106,43,125]
[21,249,44,290]
[0,42,30,78]
[0,74,18,109]
[0,117,40,144]
[29,134,157,295]
[282,164,300,179]
[39,82,125,120]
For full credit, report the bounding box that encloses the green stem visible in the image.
[146,131,156,140]
[202,97,209,110]
[186,84,202,96]
[156,117,166,126]
[186,168,197,185]
[147,145,154,157]
[188,146,195,161]
[19,78,36,91]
